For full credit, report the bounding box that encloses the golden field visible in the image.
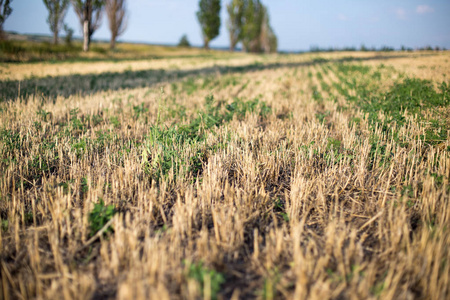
[0,45,449,300]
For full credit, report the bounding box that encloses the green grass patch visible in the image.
[186,261,225,300]
[142,95,271,182]
[88,199,116,237]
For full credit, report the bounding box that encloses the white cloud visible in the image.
[395,8,407,20]
[416,5,434,14]
[337,14,348,21]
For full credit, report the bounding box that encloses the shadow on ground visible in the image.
[0,54,433,102]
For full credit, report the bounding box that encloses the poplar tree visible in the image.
[260,5,277,53]
[43,0,70,45]
[239,0,277,53]
[227,0,244,51]
[105,0,127,50]
[0,0,13,40]
[196,0,221,49]
[71,0,105,51]
[241,0,263,53]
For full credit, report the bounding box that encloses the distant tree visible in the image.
[0,0,13,40]
[239,0,276,53]
[380,46,394,52]
[241,0,264,52]
[43,0,70,45]
[178,34,191,48]
[196,0,221,49]
[226,0,244,51]
[310,45,320,53]
[64,24,74,45]
[343,46,356,51]
[259,5,277,53]
[72,0,105,51]
[105,0,127,50]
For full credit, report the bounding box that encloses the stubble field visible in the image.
[0,47,449,300]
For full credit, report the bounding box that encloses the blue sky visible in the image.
[4,0,450,51]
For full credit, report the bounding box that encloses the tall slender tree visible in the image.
[196,0,221,49]
[226,0,244,52]
[43,0,70,45]
[0,0,13,40]
[241,0,264,53]
[71,0,104,51]
[105,0,127,50]
[260,5,277,53]
[237,0,276,53]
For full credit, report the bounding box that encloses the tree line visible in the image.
[199,0,277,53]
[0,0,277,53]
[0,0,126,51]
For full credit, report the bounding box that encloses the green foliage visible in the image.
[324,137,354,166]
[261,269,281,300]
[334,63,450,146]
[241,0,263,52]
[28,155,51,178]
[63,24,74,46]
[371,281,386,297]
[1,219,8,232]
[37,109,51,122]
[109,116,121,128]
[0,128,23,157]
[182,77,199,96]
[229,0,277,53]
[92,113,103,126]
[197,0,221,48]
[81,176,89,195]
[356,79,449,127]
[259,4,277,53]
[58,180,73,195]
[179,94,271,140]
[367,134,394,170]
[143,125,196,182]
[186,261,225,300]
[72,0,105,50]
[105,0,127,50]
[315,110,330,123]
[177,34,191,48]
[336,63,371,75]
[311,85,323,102]
[69,108,87,132]
[133,103,149,119]
[327,137,342,150]
[71,139,87,157]
[273,198,289,222]
[142,95,271,182]
[43,0,70,44]
[0,40,79,61]
[226,0,244,51]
[88,198,116,237]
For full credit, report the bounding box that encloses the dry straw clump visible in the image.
[0,51,449,299]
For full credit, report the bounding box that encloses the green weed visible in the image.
[1,219,8,232]
[88,199,116,237]
[133,103,149,119]
[186,261,225,300]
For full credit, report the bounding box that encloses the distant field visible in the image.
[0,33,226,63]
[0,44,449,300]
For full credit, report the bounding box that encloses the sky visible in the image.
[4,0,450,51]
